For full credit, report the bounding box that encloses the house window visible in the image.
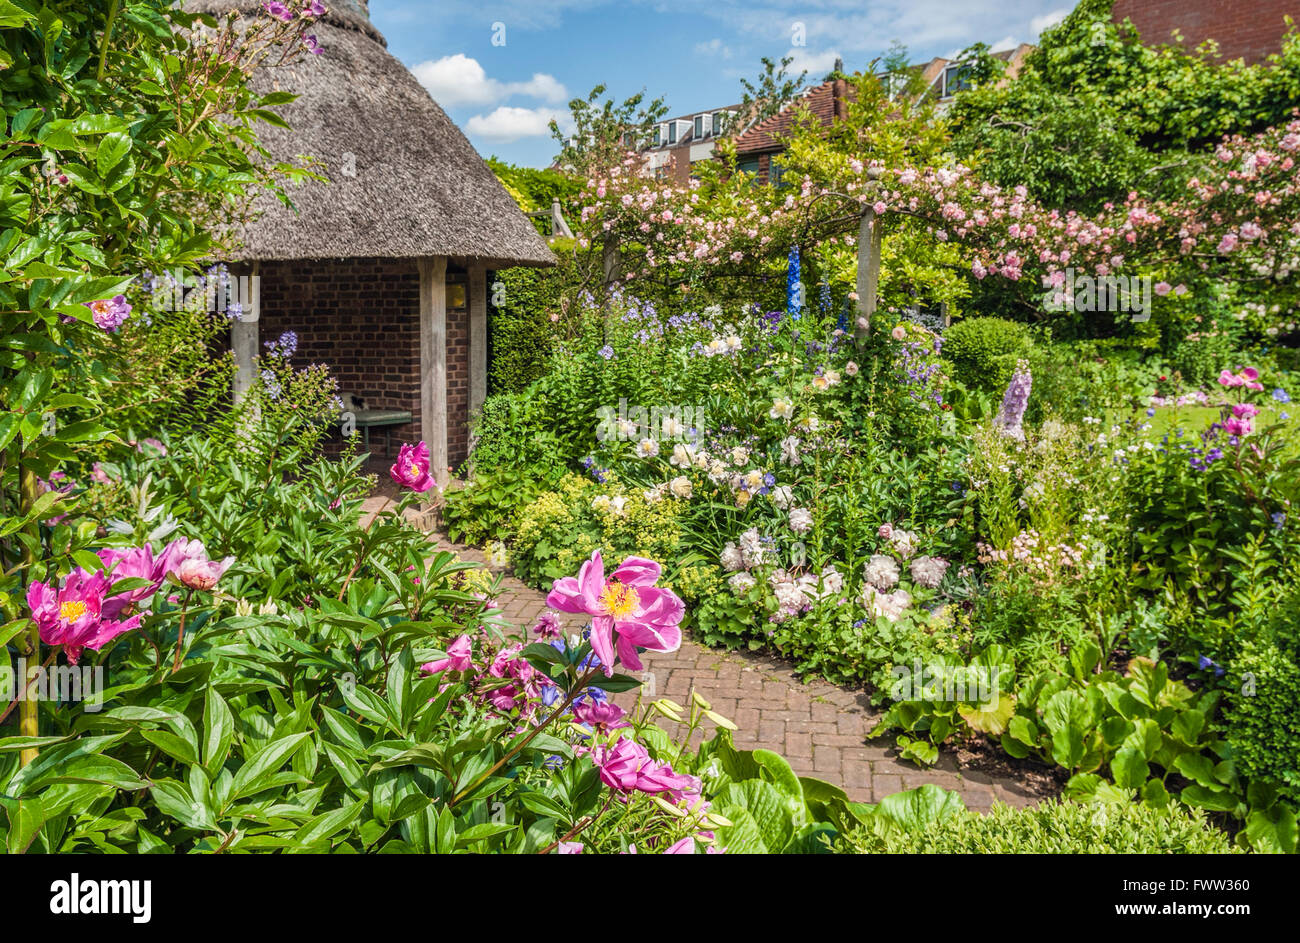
[668,123,677,144]
[653,127,661,147]
[713,112,724,135]
[694,114,705,139]
[769,156,787,188]
[736,156,760,179]
[943,63,972,97]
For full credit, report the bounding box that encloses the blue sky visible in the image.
[370,0,1078,168]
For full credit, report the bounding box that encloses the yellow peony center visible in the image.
[599,582,640,620]
[407,462,420,478]
[59,600,88,622]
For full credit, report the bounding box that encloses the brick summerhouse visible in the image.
[192,0,554,484]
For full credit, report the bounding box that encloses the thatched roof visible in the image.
[187,0,554,267]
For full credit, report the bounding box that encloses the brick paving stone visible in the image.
[392,515,1054,812]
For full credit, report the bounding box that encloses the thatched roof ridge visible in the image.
[187,1,554,267]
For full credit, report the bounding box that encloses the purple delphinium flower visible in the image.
[1274,388,1291,404]
[994,360,1032,440]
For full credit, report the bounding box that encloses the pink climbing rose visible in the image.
[27,569,140,664]
[85,295,131,331]
[545,551,684,675]
[390,441,436,493]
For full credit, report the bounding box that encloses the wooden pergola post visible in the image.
[418,256,449,487]
[855,207,882,334]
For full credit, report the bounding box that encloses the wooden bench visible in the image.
[339,408,412,458]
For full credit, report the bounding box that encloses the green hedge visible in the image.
[941,316,1033,391]
[849,799,1237,854]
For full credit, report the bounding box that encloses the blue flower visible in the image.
[597,345,615,360]
[1274,388,1291,404]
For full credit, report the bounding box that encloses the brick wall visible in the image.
[1112,0,1300,64]
[251,257,473,469]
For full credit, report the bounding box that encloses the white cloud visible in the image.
[466,106,574,142]
[784,47,842,78]
[411,53,568,108]
[694,37,734,58]
[1031,8,1069,35]
[988,35,1018,53]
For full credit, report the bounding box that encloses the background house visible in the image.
[642,105,740,183]
[191,0,554,483]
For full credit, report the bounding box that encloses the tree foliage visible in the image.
[949,0,1300,211]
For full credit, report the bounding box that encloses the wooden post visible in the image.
[468,263,487,418]
[232,261,260,404]
[418,256,449,488]
[551,198,572,239]
[855,207,882,332]
[602,235,618,287]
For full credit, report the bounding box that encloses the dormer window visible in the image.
[943,63,972,97]
[668,122,677,144]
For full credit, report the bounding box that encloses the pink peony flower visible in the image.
[389,441,436,493]
[590,738,700,799]
[27,569,140,664]
[545,552,684,675]
[157,537,235,591]
[421,634,473,674]
[98,545,166,618]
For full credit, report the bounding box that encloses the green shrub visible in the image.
[510,474,684,588]
[442,464,564,547]
[488,245,580,397]
[464,391,568,477]
[942,317,1033,391]
[1221,637,1300,804]
[847,799,1237,854]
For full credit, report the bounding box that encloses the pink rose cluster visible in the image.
[26,538,235,663]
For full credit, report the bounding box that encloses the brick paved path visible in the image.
[367,491,1051,809]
